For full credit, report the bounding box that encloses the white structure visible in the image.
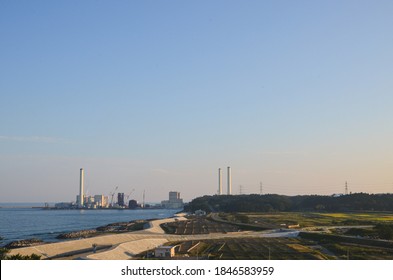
[161,191,184,209]
[218,168,222,195]
[94,195,108,208]
[155,246,175,258]
[227,166,232,195]
[79,168,84,208]
[195,209,207,216]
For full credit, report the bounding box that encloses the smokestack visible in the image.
[218,168,222,195]
[79,168,84,208]
[227,166,232,195]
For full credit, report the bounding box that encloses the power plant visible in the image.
[55,168,184,210]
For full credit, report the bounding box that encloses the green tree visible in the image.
[0,247,41,260]
[0,247,10,260]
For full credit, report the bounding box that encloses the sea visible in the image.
[0,203,180,246]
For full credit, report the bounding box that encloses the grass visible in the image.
[219,212,393,228]
[323,243,393,260]
[139,238,332,260]
[138,211,393,260]
[318,213,393,222]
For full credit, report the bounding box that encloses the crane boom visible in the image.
[125,188,135,202]
[110,186,118,207]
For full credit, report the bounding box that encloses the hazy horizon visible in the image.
[1,1,393,203]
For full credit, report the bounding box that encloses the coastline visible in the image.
[3,219,150,249]
[0,207,180,245]
[8,213,188,260]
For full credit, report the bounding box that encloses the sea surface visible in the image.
[0,205,179,245]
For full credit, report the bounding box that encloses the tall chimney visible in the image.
[227,166,232,195]
[218,168,222,195]
[79,168,84,208]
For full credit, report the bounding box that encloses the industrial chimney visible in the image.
[218,168,222,195]
[79,168,84,208]
[227,166,232,195]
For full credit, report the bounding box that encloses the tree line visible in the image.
[184,193,393,213]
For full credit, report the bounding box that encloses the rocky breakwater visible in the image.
[5,238,45,249]
[56,220,148,240]
[57,229,98,239]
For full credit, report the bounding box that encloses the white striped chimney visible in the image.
[227,166,232,195]
[79,168,84,208]
[218,168,222,195]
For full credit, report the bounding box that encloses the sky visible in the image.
[1,0,393,203]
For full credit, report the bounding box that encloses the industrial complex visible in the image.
[54,166,234,210]
[54,168,184,210]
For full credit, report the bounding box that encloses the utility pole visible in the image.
[260,182,263,195]
[345,181,348,195]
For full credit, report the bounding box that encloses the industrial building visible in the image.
[94,195,108,208]
[161,191,184,209]
[155,246,176,258]
[117,193,125,207]
[56,168,179,210]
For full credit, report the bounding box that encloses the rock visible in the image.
[5,238,44,248]
[57,229,97,239]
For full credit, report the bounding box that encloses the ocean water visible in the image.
[0,207,179,245]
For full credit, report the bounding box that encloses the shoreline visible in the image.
[2,212,184,249]
[3,219,151,249]
[8,213,188,259]
[0,208,182,246]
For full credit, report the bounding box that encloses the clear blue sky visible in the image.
[1,0,393,203]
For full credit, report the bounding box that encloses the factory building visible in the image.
[118,193,125,207]
[155,246,176,258]
[161,191,184,209]
[76,195,83,207]
[94,195,108,208]
[74,194,108,208]
[128,199,138,209]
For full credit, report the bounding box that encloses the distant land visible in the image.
[0,203,55,208]
[185,193,393,213]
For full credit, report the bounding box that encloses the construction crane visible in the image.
[109,186,118,207]
[125,188,135,202]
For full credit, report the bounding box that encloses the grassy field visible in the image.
[138,237,330,260]
[138,236,393,260]
[147,212,393,260]
[161,217,240,234]
[219,212,393,228]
